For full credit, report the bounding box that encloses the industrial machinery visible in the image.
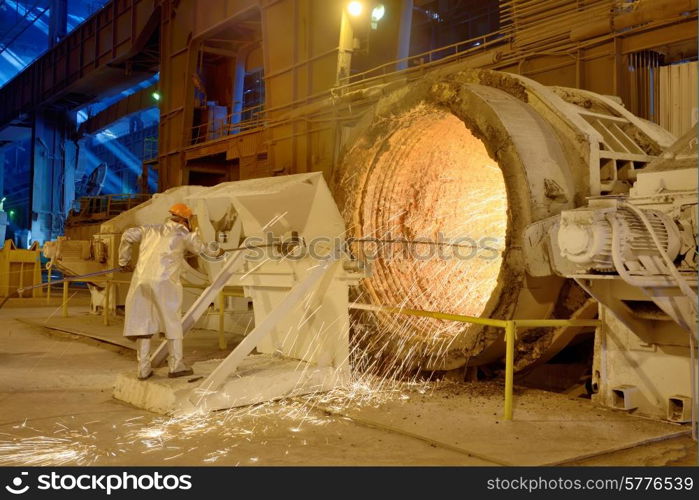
[43,68,696,422]
[334,68,695,423]
[46,173,364,413]
[334,68,677,372]
[528,127,697,422]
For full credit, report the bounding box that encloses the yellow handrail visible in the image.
[349,302,600,420]
[54,273,599,420]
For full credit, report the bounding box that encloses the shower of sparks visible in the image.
[0,425,101,466]
[0,360,447,466]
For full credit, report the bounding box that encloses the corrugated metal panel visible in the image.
[658,61,698,137]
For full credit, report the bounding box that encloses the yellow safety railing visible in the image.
[95,280,246,351]
[52,275,599,420]
[57,278,90,317]
[349,303,600,421]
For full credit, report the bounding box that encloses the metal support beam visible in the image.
[201,46,239,58]
[80,84,158,136]
[613,36,622,97]
[0,0,159,129]
[396,0,413,70]
[504,321,516,421]
[49,0,68,48]
[30,109,74,244]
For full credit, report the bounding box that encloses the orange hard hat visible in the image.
[169,203,193,219]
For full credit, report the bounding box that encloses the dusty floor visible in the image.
[0,302,696,466]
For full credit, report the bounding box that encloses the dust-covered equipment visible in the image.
[528,128,698,423]
[47,173,363,414]
[42,68,697,423]
[334,69,695,424]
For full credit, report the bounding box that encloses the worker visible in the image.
[118,203,218,380]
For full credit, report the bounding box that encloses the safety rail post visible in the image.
[46,270,51,305]
[18,262,24,297]
[103,281,110,326]
[504,321,516,421]
[347,302,601,421]
[62,280,69,317]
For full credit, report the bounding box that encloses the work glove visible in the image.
[119,264,134,273]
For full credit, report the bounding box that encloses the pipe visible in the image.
[232,43,257,126]
[615,0,698,31]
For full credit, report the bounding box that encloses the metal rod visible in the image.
[504,321,516,421]
[193,257,337,407]
[350,302,603,421]
[62,280,68,318]
[349,302,510,328]
[151,250,247,367]
[513,319,601,328]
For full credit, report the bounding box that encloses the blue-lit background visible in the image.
[0,0,107,86]
[0,0,159,246]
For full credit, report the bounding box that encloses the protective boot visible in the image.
[167,338,193,378]
[136,338,153,380]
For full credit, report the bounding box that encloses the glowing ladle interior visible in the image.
[356,110,508,356]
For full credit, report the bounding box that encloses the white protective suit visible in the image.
[118,219,209,376]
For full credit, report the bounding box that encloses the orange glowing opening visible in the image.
[357,110,508,348]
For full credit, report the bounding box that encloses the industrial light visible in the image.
[371,4,385,22]
[8,210,15,218]
[370,3,384,29]
[347,1,363,17]
[152,91,161,101]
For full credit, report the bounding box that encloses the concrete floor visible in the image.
[0,301,695,466]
